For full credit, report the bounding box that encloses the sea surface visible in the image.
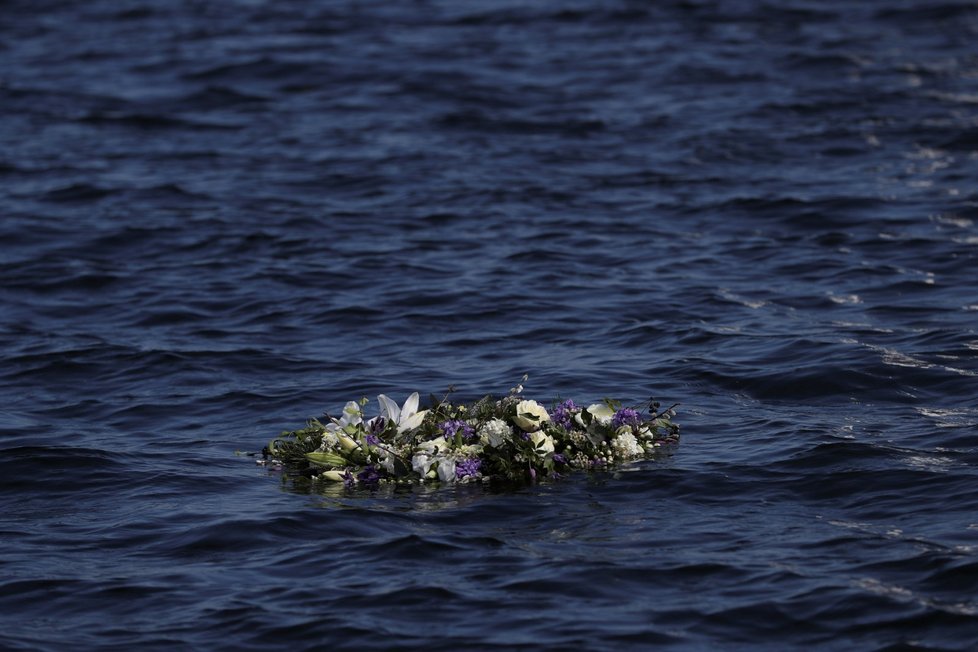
[2,1,978,649]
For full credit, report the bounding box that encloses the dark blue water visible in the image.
[3,1,978,649]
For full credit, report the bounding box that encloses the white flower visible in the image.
[478,418,512,448]
[418,436,449,455]
[612,431,643,458]
[513,400,550,432]
[436,457,456,483]
[412,453,431,475]
[317,430,339,451]
[326,401,363,435]
[377,392,428,434]
[575,403,614,427]
[530,431,555,455]
[377,448,396,474]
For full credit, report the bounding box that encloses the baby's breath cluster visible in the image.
[264,381,679,488]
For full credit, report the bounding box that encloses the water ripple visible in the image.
[2,0,978,649]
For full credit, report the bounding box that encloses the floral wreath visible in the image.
[263,378,679,487]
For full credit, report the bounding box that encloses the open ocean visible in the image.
[2,1,977,649]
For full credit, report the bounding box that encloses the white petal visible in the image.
[341,401,363,426]
[436,458,456,483]
[411,453,430,475]
[401,392,420,419]
[377,394,400,423]
[587,403,614,425]
[400,409,427,432]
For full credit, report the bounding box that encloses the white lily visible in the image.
[377,392,428,434]
[325,401,363,435]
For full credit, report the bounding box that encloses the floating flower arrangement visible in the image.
[263,379,679,488]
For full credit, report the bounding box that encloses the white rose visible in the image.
[530,431,555,455]
[575,403,614,427]
[513,400,550,432]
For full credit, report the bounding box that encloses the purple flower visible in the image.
[365,434,380,446]
[552,399,577,429]
[356,465,382,485]
[553,453,566,464]
[440,419,475,441]
[455,457,482,479]
[612,408,641,429]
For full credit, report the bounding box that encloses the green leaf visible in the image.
[393,456,411,478]
[580,409,593,427]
